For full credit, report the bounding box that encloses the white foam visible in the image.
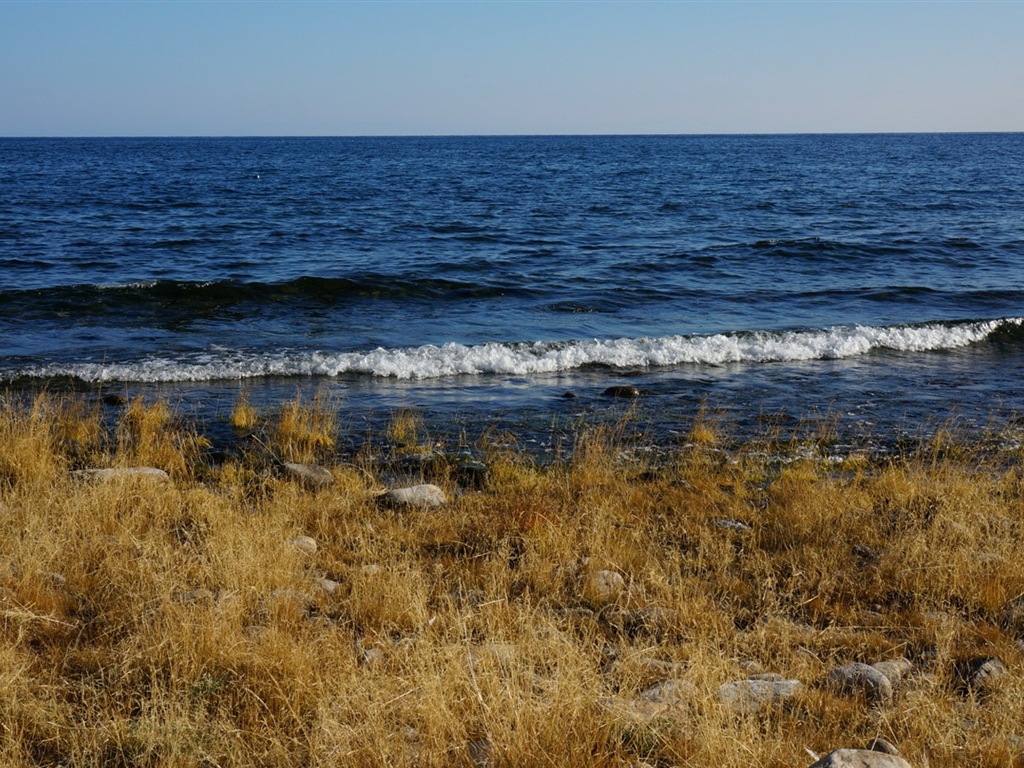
[17,318,1021,383]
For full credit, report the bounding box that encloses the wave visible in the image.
[9,318,1023,384]
[0,275,541,315]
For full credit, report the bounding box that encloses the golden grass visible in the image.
[0,392,1023,767]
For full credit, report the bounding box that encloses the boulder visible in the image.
[807,749,912,768]
[282,462,334,490]
[870,658,913,692]
[382,484,448,509]
[718,678,802,713]
[826,662,893,705]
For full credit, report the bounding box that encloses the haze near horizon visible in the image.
[1,0,1021,137]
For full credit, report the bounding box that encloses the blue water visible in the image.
[2,134,1024,447]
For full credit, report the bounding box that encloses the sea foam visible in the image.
[16,318,1021,383]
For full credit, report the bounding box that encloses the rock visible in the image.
[603,385,640,399]
[870,658,913,692]
[806,749,912,768]
[965,657,1008,693]
[282,462,334,490]
[826,663,893,706]
[467,738,493,768]
[101,393,127,406]
[718,678,803,713]
[584,569,625,605]
[287,535,318,555]
[713,518,751,533]
[865,738,901,756]
[174,588,215,606]
[72,467,169,482]
[382,484,448,509]
[638,678,698,705]
[561,391,577,399]
[631,606,679,636]
[315,577,341,595]
[242,624,270,641]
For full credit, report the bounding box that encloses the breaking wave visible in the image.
[11,318,1023,384]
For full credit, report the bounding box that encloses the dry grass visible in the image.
[0,392,1023,767]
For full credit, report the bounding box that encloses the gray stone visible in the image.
[826,662,893,705]
[871,658,913,692]
[72,466,169,482]
[638,678,698,705]
[967,657,1008,693]
[315,577,341,594]
[282,462,334,490]
[865,738,901,756]
[714,518,751,533]
[383,484,448,509]
[718,678,803,713]
[287,535,318,555]
[807,749,912,768]
[584,569,625,604]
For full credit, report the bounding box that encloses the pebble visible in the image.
[826,662,893,706]
[382,484,448,509]
[806,749,912,768]
[718,678,803,714]
[282,462,334,490]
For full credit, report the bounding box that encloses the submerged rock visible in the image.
[603,385,641,399]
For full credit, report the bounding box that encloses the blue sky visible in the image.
[1,0,1021,136]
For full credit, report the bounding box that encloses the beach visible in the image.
[0,393,1022,766]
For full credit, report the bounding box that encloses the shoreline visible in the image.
[1,393,1022,766]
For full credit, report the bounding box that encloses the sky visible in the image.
[1,0,1021,136]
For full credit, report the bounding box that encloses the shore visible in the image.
[1,392,1022,767]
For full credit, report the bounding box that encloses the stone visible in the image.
[631,605,679,636]
[72,467,169,482]
[383,484,448,509]
[603,385,640,399]
[865,738,901,756]
[806,749,912,768]
[713,518,751,533]
[584,569,625,605]
[288,535,318,555]
[315,577,341,594]
[870,658,913,692]
[101,393,127,406]
[965,657,1008,693]
[173,588,215,606]
[638,678,698,705]
[826,663,893,706]
[718,678,803,713]
[282,462,334,490]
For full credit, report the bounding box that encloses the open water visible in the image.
[2,134,1024,450]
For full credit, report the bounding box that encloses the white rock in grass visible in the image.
[584,569,625,605]
[72,467,169,482]
[718,678,803,714]
[806,749,913,768]
[315,577,341,595]
[383,484,447,509]
[288,535,318,555]
[282,462,334,489]
[638,678,698,705]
